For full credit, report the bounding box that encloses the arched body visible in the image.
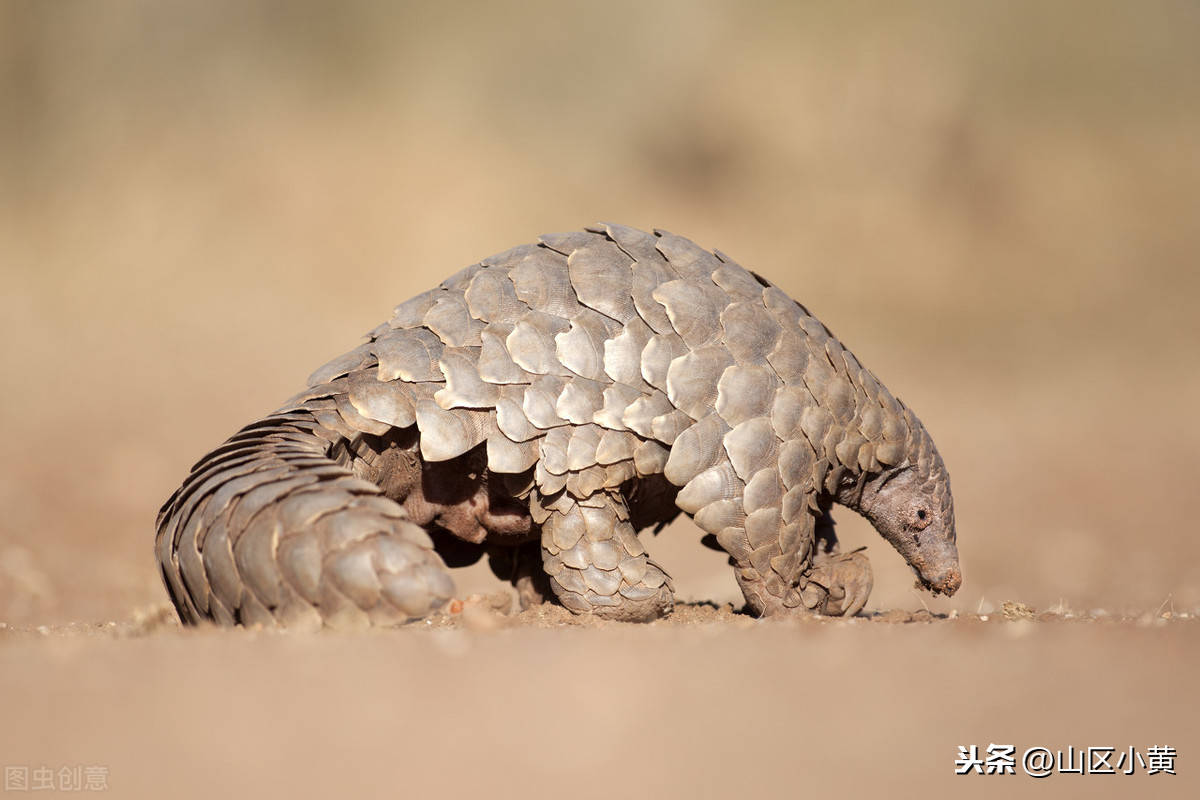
[156,224,960,627]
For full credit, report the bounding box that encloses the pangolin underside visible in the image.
[156,223,960,628]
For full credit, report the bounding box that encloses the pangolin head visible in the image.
[860,434,961,597]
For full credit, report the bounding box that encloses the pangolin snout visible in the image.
[925,565,961,596]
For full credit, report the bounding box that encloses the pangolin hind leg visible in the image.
[538,491,674,622]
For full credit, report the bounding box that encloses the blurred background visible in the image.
[2,0,1199,625]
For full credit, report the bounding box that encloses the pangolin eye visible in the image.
[917,509,927,521]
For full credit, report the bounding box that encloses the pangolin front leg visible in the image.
[811,506,874,617]
[719,503,871,618]
[807,551,873,617]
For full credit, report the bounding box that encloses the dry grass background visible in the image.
[1,1,1198,797]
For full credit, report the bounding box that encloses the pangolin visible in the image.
[156,224,960,628]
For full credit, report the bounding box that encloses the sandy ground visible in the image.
[2,1,1199,797]
[1,606,1195,799]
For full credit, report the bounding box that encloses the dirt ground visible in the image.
[2,1,1198,797]
[1,606,1195,799]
